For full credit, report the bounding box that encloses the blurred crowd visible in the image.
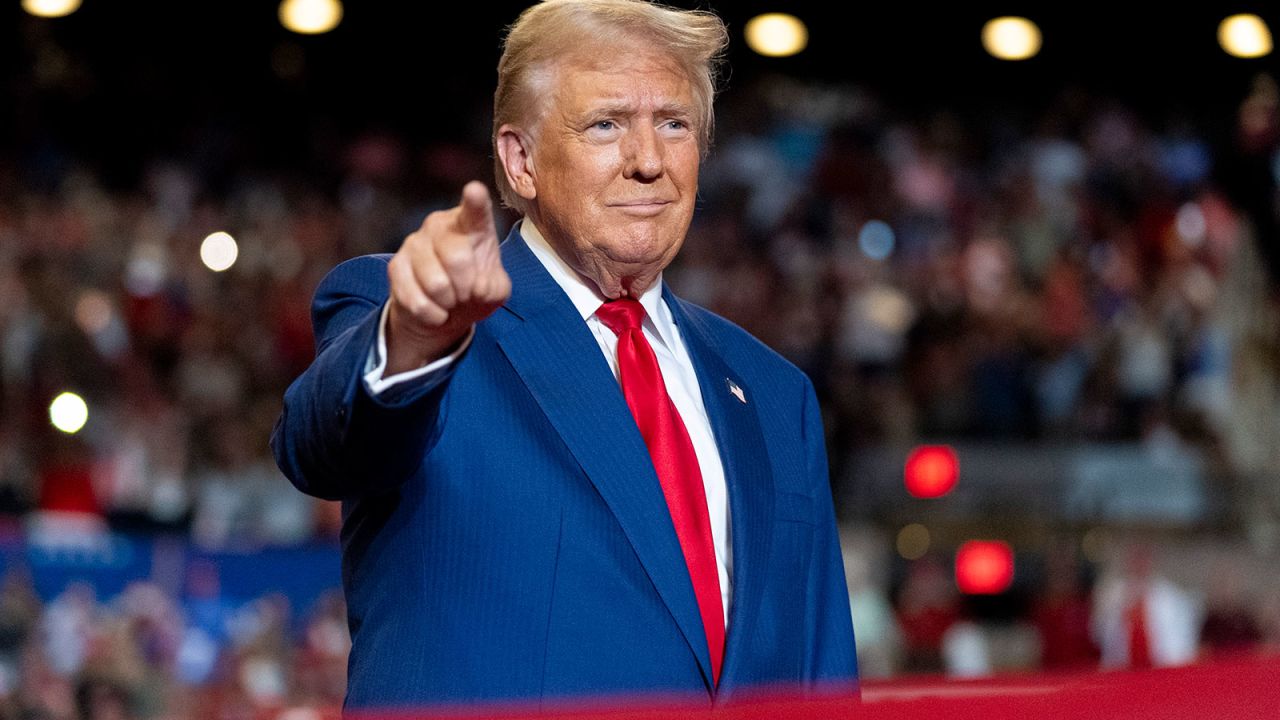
[842,532,1280,681]
[0,571,347,720]
[5,75,1278,540]
[3,72,1280,717]
[2,533,1280,719]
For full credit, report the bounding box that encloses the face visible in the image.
[501,48,702,297]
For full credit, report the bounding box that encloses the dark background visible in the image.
[5,2,1276,186]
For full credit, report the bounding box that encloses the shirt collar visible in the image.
[518,219,679,351]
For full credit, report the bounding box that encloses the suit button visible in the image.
[336,406,347,422]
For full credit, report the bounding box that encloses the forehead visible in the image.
[548,48,695,111]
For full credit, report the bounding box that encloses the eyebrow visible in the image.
[584,101,696,118]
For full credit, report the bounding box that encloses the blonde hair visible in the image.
[492,0,729,213]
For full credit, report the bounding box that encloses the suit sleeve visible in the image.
[270,255,461,501]
[799,375,861,692]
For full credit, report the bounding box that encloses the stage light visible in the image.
[858,220,896,260]
[279,0,343,36]
[981,17,1042,61]
[49,392,89,434]
[22,0,81,18]
[956,540,1014,595]
[200,232,239,272]
[1219,15,1273,59]
[897,523,931,560]
[904,445,959,499]
[744,13,808,58]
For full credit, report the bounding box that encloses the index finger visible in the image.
[456,181,495,237]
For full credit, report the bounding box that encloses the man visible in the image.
[272,0,857,710]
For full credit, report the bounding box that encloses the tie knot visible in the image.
[595,298,646,336]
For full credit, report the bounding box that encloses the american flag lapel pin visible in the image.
[726,378,746,404]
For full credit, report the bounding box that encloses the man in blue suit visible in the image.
[272,0,857,711]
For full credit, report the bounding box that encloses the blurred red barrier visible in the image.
[337,654,1280,719]
[862,653,1280,719]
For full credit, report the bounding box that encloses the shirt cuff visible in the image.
[363,301,475,396]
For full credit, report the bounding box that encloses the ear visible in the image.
[496,125,538,201]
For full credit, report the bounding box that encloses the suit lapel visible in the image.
[662,288,776,692]
[492,229,716,690]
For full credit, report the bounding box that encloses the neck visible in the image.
[522,216,663,299]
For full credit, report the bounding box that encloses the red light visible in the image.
[904,445,959,498]
[956,540,1014,595]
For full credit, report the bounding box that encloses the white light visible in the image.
[1219,15,1273,59]
[982,17,1042,61]
[22,0,81,18]
[279,0,343,36]
[49,392,89,434]
[858,220,896,260]
[200,232,239,272]
[744,14,808,58]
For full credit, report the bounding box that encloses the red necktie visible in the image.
[595,298,725,685]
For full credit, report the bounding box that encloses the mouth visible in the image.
[608,200,671,217]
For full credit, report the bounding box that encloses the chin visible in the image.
[602,224,681,265]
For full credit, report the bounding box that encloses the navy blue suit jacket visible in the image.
[271,227,857,710]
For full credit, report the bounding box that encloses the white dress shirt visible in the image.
[362,220,734,624]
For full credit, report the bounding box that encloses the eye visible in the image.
[665,120,687,130]
[593,120,616,131]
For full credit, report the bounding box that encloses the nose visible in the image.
[622,124,664,181]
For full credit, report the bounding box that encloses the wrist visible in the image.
[385,304,470,375]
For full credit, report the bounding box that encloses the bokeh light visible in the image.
[858,220,896,260]
[1176,202,1207,248]
[744,13,808,58]
[22,0,81,19]
[279,0,344,35]
[1218,14,1273,58]
[981,17,1042,61]
[74,290,114,335]
[904,445,960,499]
[126,243,167,297]
[897,523,931,560]
[865,288,915,335]
[200,232,239,272]
[49,392,89,434]
[956,540,1014,595]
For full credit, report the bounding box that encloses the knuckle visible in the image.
[423,210,448,229]
[390,285,415,311]
[388,252,406,274]
[438,245,473,271]
[423,273,452,296]
[411,300,441,324]
[400,230,426,251]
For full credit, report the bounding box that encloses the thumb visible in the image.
[457,181,496,238]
